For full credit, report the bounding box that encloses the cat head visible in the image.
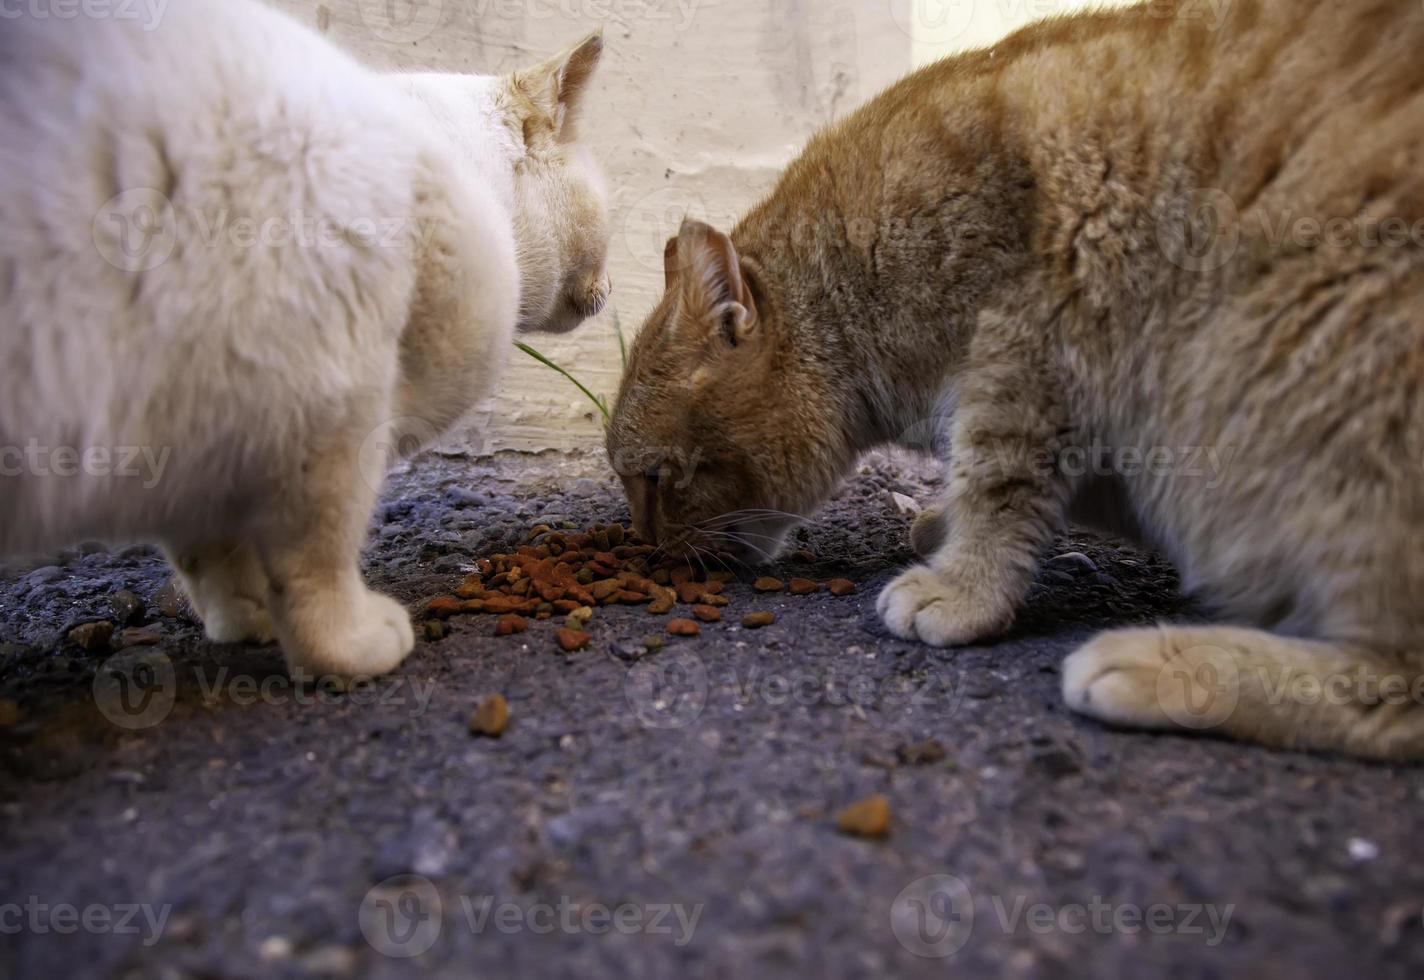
[606,220,848,563]
[500,32,611,334]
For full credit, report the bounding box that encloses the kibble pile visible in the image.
[422,523,856,652]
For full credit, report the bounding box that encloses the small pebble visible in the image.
[470,695,509,737]
[423,621,447,642]
[741,612,776,629]
[1348,838,1380,862]
[836,795,891,838]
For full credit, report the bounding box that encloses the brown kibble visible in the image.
[648,597,675,615]
[556,628,591,652]
[667,619,701,637]
[692,604,722,623]
[836,795,891,838]
[615,590,651,605]
[425,597,463,620]
[827,579,857,597]
[606,524,625,547]
[470,694,509,737]
[552,600,580,614]
[700,594,730,608]
[788,578,819,596]
[707,570,735,584]
[670,567,696,587]
[494,615,528,637]
[651,568,671,585]
[455,574,485,599]
[590,579,621,602]
[753,577,785,593]
[676,581,704,604]
[741,611,776,629]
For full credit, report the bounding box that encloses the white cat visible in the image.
[0,0,611,678]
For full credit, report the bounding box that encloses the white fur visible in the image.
[0,1,607,677]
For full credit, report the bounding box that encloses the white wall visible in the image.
[272,0,1128,456]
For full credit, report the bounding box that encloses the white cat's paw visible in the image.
[282,589,415,680]
[1063,629,1238,733]
[202,597,276,645]
[876,565,1012,647]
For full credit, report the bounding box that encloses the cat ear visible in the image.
[512,31,604,146]
[671,219,759,348]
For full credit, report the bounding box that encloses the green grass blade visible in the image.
[515,342,611,421]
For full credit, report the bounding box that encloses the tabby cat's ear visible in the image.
[670,219,759,349]
[512,30,604,146]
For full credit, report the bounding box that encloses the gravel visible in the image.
[0,451,1421,978]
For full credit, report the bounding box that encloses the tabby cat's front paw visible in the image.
[877,565,1014,647]
[278,588,415,679]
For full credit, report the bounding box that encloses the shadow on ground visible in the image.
[1,453,1421,978]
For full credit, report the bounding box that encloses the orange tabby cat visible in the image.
[607,0,1424,760]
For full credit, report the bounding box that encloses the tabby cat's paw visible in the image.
[876,565,1013,647]
[281,589,415,680]
[1062,628,1239,733]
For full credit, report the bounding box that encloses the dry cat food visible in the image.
[421,522,858,648]
[469,694,509,737]
[836,794,892,838]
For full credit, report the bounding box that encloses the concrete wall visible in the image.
[270,0,1127,456]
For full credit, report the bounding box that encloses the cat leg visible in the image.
[909,505,950,559]
[1063,625,1424,761]
[169,541,275,644]
[255,422,414,680]
[878,337,1068,647]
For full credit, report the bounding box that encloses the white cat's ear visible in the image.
[512,30,604,145]
[672,219,759,348]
